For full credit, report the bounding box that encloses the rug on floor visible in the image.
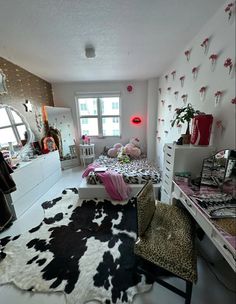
[0,188,152,304]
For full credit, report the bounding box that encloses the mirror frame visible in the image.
[0,104,34,157]
[0,69,8,95]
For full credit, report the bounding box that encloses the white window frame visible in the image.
[76,92,121,138]
[0,106,26,147]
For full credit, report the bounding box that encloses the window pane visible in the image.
[0,127,18,146]
[0,108,11,127]
[11,109,23,124]
[102,117,120,136]
[100,97,120,115]
[80,118,98,136]
[79,98,97,116]
[17,125,27,140]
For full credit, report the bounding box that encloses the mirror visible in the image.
[200,149,236,190]
[0,69,8,95]
[45,106,77,164]
[0,104,34,157]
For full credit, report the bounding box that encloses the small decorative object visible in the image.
[224,57,233,74]
[181,94,188,103]
[42,136,57,152]
[214,91,223,106]
[157,136,161,141]
[171,104,201,144]
[200,38,209,54]
[158,118,161,122]
[167,87,171,92]
[171,70,176,80]
[191,114,213,146]
[161,100,165,106]
[179,76,185,87]
[164,130,168,135]
[82,134,91,144]
[192,67,199,80]
[199,86,207,101]
[23,99,33,112]
[215,120,225,134]
[225,2,235,21]
[126,85,133,92]
[209,54,218,71]
[168,104,172,111]
[231,97,236,104]
[184,50,191,61]
[35,110,43,132]
[161,119,165,122]
[131,116,142,125]
[174,91,179,99]
[165,75,168,81]
[158,88,162,94]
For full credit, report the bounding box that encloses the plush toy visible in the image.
[117,147,130,163]
[107,143,123,158]
[124,137,141,158]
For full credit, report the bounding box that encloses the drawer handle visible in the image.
[167,153,171,157]
[223,245,236,261]
[166,160,171,164]
[185,199,192,208]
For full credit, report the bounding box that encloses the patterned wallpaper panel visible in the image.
[0,57,54,140]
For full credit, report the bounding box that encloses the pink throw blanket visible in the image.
[82,165,130,200]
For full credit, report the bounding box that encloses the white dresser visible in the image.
[11,151,61,217]
[161,144,215,203]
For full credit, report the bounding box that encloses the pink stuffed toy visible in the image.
[124,138,141,158]
[107,143,123,158]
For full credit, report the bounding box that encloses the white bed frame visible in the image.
[78,178,161,200]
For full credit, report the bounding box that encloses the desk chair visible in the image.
[134,181,197,304]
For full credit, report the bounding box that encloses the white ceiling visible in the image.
[0,0,224,83]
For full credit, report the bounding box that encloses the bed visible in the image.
[85,155,161,185]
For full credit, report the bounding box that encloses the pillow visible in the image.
[136,180,156,237]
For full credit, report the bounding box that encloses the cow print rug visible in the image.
[0,188,152,304]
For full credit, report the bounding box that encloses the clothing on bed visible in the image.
[82,164,131,200]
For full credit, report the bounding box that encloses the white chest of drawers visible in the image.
[11,151,62,217]
[161,144,215,203]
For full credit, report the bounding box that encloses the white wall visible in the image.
[52,81,148,156]
[156,1,235,170]
[147,78,158,163]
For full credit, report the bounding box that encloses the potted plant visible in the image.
[171,103,201,144]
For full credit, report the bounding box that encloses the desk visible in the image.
[79,144,95,167]
[171,181,236,272]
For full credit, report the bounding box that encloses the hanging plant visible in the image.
[158,88,162,94]
[168,104,172,111]
[209,54,218,71]
[231,97,236,104]
[174,91,179,99]
[157,136,161,141]
[192,67,199,80]
[164,130,169,135]
[179,76,185,87]
[199,86,207,101]
[171,104,201,135]
[171,70,176,80]
[184,50,191,61]
[201,38,209,54]
[165,75,168,81]
[158,118,161,122]
[181,94,188,103]
[161,100,165,106]
[214,91,223,106]
[225,2,235,20]
[167,87,171,92]
[224,57,233,74]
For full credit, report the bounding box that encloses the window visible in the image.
[78,95,120,136]
[0,106,27,148]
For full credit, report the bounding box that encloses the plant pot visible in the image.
[181,134,191,144]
